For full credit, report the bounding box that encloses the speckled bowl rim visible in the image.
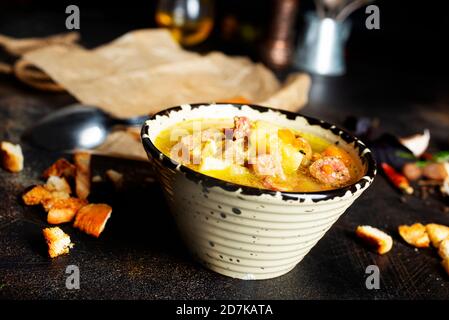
[141,103,376,201]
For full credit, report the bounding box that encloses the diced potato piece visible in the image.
[229,164,250,176]
[356,225,393,255]
[249,121,279,156]
[278,128,296,145]
[277,129,312,165]
[200,157,230,172]
[202,140,219,158]
[426,223,449,248]
[281,142,303,174]
[295,137,312,165]
[398,223,430,248]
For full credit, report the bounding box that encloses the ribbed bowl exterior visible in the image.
[142,103,376,280]
[152,157,365,280]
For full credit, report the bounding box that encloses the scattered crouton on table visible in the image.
[1,141,23,172]
[74,152,91,200]
[45,175,72,194]
[356,225,393,255]
[42,158,76,178]
[398,223,430,248]
[426,224,449,248]
[105,169,123,189]
[42,227,74,258]
[73,203,112,238]
[44,197,88,224]
[438,238,449,260]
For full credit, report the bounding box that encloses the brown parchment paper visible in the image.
[24,29,310,117]
[20,29,311,159]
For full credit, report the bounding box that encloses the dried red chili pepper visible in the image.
[381,162,414,194]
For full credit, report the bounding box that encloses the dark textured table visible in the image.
[1,66,449,300]
[1,4,449,300]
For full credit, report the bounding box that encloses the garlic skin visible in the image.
[399,129,430,157]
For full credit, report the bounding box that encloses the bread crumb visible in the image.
[105,169,123,189]
[74,152,91,200]
[398,223,430,248]
[73,203,112,238]
[426,224,449,248]
[438,239,449,260]
[1,141,23,172]
[92,175,103,183]
[22,185,52,205]
[44,197,88,224]
[22,182,70,206]
[442,259,449,276]
[42,227,73,258]
[45,176,71,194]
[356,225,393,254]
[42,158,76,178]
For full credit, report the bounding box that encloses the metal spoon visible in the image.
[22,103,149,151]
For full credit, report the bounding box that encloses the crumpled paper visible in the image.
[23,29,310,118]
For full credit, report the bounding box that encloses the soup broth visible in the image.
[155,117,364,192]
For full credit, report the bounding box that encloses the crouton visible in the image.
[398,223,430,248]
[73,203,112,238]
[438,239,449,260]
[105,169,123,189]
[1,141,23,172]
[48,191,70,201]
[22,185,52,205]
[426,223,449,248]
[74,152,91,200]
[45,176,71,194]
[442,259,449,276]
[22,180,71,207]
[356,225,393,255]
[42,158,76,178]
[92,175,103,183]
[42,227,74,258]
[43,197,88,224]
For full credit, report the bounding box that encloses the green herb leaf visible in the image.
[415,160,428,168]
[395,151,416,160]
[433,151,449,163]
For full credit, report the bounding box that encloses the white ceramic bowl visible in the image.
[141,103,376,280]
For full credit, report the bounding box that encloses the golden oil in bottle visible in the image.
[156,11,213,46]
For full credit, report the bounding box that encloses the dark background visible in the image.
[1,0,448,75]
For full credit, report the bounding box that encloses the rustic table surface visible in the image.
[1,6,449,300]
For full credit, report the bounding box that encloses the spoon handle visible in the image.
[113,114,151,127]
